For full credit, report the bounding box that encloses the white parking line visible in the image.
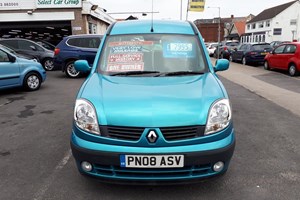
[33,149,72,200]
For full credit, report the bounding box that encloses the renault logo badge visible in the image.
[147,130,158,143]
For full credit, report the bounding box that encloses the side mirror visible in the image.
[214,59,229,72]
[74,60,91,73]
[30,46,37,51]
[8,54,16,63]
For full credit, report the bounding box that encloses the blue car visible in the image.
[71,20,235,184]
[53,34,102,78]
[0,46,46,91]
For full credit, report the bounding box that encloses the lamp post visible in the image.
[208,6,221,59]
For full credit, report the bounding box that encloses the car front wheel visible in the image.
[264,61,270,70]
[43,58,54,71]
[23,72,41,91]
[242,57,247,65]
[288,64,299,76]
[65,60,80,78]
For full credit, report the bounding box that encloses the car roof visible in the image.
[109,20,197,35]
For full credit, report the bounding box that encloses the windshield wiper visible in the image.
[110,71,160,76]
[154,71,204,77]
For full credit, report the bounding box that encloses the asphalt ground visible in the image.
[0,69,299,200]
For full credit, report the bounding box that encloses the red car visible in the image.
[264,42,300,76]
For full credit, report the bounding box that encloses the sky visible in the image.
[90,0,296,21]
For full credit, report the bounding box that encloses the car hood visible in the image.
[79,73,225,127]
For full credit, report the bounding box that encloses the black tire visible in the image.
[288,64,299,76]
[264,61,270,70]
[242,57,247,65]
[43,58,54,71]
[23,72,41,91]
[65,60,81,78]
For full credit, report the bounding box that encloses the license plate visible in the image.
[120,155,184,168]
[261,52,267,55]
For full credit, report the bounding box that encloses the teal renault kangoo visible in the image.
[71,20,235,184]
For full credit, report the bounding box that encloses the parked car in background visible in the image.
[206,42,219,57]
[71,20,235,184]
[214,40,239,59]
[264,42,300,76]
[0,45,46,91]
[270,41,290,49]
[0,38,54,71]
[230,43,272,65]
[53,34,102,78]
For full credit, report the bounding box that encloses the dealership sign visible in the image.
[0,0,34,10]
[36,0,82,8]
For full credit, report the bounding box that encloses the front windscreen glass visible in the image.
[98,34,207,75]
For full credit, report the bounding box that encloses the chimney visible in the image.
[231,15,234,19]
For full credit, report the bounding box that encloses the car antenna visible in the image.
[150,0,154,32]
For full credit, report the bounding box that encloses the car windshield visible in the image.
[98,34,207,75]
[252,44,272,51]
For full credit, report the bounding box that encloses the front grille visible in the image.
[100,125,205,142]
[100,126,144,141]
[93,164,212,179]
[160,126,205,141]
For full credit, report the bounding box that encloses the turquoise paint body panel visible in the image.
[80,73,225,127]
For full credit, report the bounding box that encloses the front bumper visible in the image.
[71,130,235,184]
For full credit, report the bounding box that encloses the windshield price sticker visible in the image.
[107,63,144,72]
[108,53,143,63]
[120,155,184,168]
[163,42,195,58]
[169,43,193,52]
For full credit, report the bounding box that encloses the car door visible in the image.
[281,44,297,70]
[269,45,286,69]
[236,44,247,61]
[78,37,101,66]
[0,49,20,88]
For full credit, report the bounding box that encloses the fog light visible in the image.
[81,161,93,172]
[213,161,224,172]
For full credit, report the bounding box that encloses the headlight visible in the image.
[74,99,100,135]
[204,99,231,135]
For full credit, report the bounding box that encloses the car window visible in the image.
[252,44,272,51]
[239,44,247,51]
[284,45,296,54]
[0,50,10,62]
[18,40,43,51]
[0,40,18,49]
[99,34,206,74]
[274,45,285,54]
[67,37,101,48]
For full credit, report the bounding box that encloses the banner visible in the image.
[188,0,205,12]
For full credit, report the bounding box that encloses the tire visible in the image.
[43,58,54,71]
[242,57,247,65]
[264,61,270,70]
[23,72,41,91]
[288,64,299,76]
[229,55,233,62]
[65,60,80,78]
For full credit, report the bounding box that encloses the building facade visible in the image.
[242,0,300,43]
[0,0,115,44]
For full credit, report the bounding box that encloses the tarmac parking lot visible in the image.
[0,62,300,200]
